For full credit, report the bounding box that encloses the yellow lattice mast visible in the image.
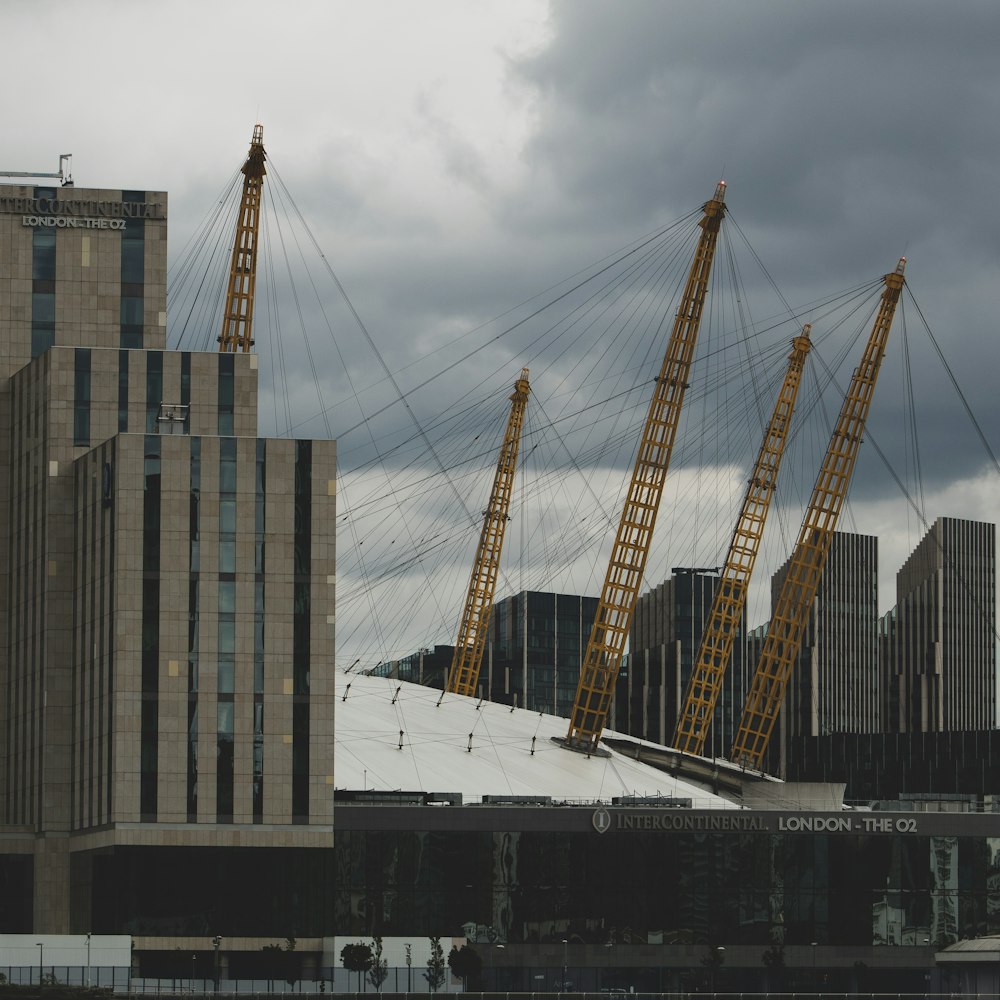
[561,182,727,754]
[672,326,813,756]
[730,258,907,770]
[218,124,267,353]
[446,368,531,697]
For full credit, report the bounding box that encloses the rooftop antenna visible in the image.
[0,154,73,186]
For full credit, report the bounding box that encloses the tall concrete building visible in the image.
[0,183,335,939]
[621,568,746,758]
[892,517,995,732]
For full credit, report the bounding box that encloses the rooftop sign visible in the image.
[0,195,164,230]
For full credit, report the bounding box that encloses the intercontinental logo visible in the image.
[0,195,164,231]
[592,807,612,834]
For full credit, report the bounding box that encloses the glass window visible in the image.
[74,348,91,447]
[219,539,236,573]
[31,327,54,358]
[218,580,235,614]
[220,498,237,535]
[118,350,129,432]
[218,620,235,655]
[120,296,144,326]
[121,237,144,284]
[32,229,56,280]
[32,291,55,323]
[218,656,235,693]
[145,351,163,433]
[120,327,143,350]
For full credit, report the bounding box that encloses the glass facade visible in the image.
[624,570,745,755]
[63,822,1000,952]
[488,591,599,715]
[787,729,1000,802]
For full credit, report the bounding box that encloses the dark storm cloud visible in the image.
[500,0,1000,498]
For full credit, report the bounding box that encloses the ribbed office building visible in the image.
[621,568,745,758]
[891,516,995,732]
[487,590,598,716]
[780,532,880,733]
[0,183,335,934]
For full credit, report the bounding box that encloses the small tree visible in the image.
[285,937,298,990]
[423,936,447,993]
[367,937,389,993]
[262,943,283,992]
[341,941,373,992]
[448,945,482,991]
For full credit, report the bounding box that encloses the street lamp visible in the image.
[85,933,92,988]
[561,939,568,991]
[710,946,724,994]
[37,943,44,987]
[191,954,196,994]
[212,936,221,993]
[492,944,505,991]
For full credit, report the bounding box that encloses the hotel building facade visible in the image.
[0,183,336,936]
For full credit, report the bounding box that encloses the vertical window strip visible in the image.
[218,354,235,436]
[73,348,91,446]
[181,352,192,433]
[118,350,129,432]
[31,222,56,358]
[106,441,115,820]
[254,439,266,822]
[120,190,145,349]
[217,438,237,822]
[292,440,311,821]
[140,436,161,820]
[97,452,108,826]
[188,438,201,821]
[145,351,163,434]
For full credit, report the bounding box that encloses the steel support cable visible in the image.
[266,194,692,664]
[169,189,242,351]
[265,177,394,664]
[334,221,693,492]
[266,163,518,595]
[808,337,1000,652]
[340,400,518,660]
[499,287,882,603]
[537,223,696,425]
[519,252,693,581]
[167,168,241,349]
[172,180,242,351]
[166,167,241,284]
[338,394,508,550]
[905,286,1000,478]
[537,232,696,519]
[516,290,884,608]
[898,297,926,522]
[725,212,843,560]
[273,181,702,441]
[258,190,294,436]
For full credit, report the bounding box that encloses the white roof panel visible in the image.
[335,672,737,809]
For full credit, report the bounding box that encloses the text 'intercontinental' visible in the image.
[598,810,923,835]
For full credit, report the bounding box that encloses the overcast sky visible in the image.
[5,0,1000,670]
